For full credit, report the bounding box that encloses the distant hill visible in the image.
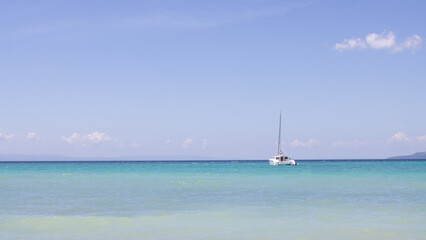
[388,152,426,159]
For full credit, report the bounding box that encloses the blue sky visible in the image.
[1,0,425,159]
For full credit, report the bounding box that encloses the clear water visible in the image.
[1,161,425,240]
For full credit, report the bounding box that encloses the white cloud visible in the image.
[335,31,422,53]
[394,34,423,52]
[61,133,81,144]
[365,31,396,49]
[334,38,366,52]
[181,138,193,148]
[403,34,422,49]
[388,131,410,142]
[25,132,37,141]
[387,131,426,143]
[86,132,111,143]
[0,129,14,140]
[61,132,111,145]
[290,139,320,148]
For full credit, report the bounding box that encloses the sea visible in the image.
[1,160,425,240]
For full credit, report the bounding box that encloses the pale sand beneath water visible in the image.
[1,161,425,239]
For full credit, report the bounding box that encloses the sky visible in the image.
[1,0,425,159]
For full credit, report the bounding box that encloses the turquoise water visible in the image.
[1,161,425,239]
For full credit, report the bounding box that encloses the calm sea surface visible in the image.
[1,160,425,240]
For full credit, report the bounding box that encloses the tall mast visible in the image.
[277,111,282,155]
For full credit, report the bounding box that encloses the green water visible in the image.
[1,161,425,239]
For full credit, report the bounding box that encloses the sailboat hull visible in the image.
[269,158,297,166]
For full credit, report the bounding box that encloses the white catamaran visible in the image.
[269,112,298,166]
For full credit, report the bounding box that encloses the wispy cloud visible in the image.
[387,131,426,143]
[4,1,308,39]
[181,138,193,149]
[130,142,141,148]
[61,132,112,145]
[114,2,306,30]
[332,139,371,148]
[25,132,37,141]
[332,131,426,149]
[334,38,367,51]
[335,31,422,53]
[116,14,217,30]
[394,34,422,52]
[201,139,209,150]
[14,22,72,38]
[290,139,320,148]
[0,129,14,140]
[61,133,81,144]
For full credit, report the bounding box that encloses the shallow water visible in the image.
[1,161,425,239]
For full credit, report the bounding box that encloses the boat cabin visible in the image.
[275,156,289,161]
